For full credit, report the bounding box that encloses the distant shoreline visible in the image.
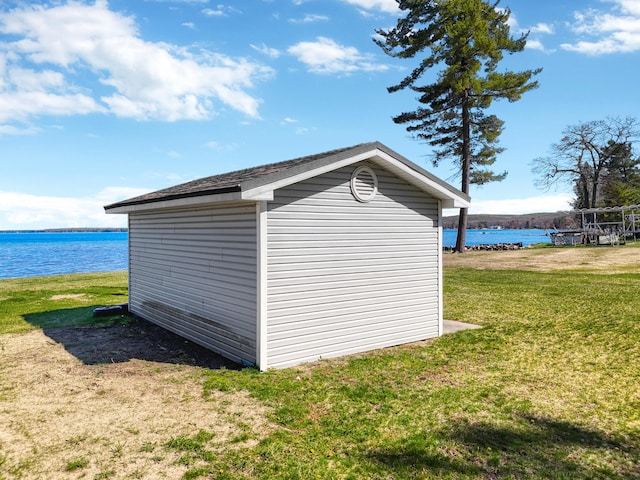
[0,212,573,233]
[443,211,574,230]
[0,228,128,233]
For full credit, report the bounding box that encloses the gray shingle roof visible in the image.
[105,144,365,210]
[104,142,470,211]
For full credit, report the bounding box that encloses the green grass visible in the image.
[1,265,638,479]
[198,267,640,479]
[0,271,128,333]
[64,457,89,472]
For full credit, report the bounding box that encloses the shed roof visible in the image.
[105,142,470,213]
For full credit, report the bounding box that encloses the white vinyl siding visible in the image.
[266,162,440,369]
[128,203,258,365]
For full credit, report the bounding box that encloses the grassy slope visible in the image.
[0,254,638,479]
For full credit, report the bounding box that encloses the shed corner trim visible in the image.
[256,200,269,371]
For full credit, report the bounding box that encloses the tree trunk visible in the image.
[455,208,468,252]
[455,89,472,253]
[580,179,590,209]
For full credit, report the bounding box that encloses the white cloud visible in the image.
[506,13,554,52]
[0,124,40,136]
[529,22,554,35]
[295,126,314,135]
[464,194,574,215]
[287,37,388,74]
[609,0,640,16]
[202,8,225,16]
[202,140,236,152]
[340,0,398,14]
[288,14,329,24]
[526,39,546,52]
[276,116,313,134]
[250,43,281,58]
[0,1,272,129]
[0,187,150,230]
[148,0,209,3]
[0,90,105,123]
[149,171,185,181]
[562,0,640,54]
[201,5,241,17]
[505,11,518,30]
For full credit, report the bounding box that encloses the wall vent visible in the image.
[350,166,378,203]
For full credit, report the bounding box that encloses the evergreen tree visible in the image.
[600,142,640,207]
[376,0,540,252]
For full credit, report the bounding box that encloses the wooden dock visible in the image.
[548,204,640,246]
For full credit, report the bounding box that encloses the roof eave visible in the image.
[442,198,471,209]
[104,190,260,214]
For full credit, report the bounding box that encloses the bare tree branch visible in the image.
[531,116,640,208]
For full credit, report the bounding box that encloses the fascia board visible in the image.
[370,150,471,208]
[240,190,274,201]
[104,191,247,214]
[441,199,463,208]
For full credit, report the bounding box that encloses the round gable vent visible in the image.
[350,166,378,203]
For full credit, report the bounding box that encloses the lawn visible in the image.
[0,270,128,333]
[1,249,639,479]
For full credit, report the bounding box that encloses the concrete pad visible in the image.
[443,319,482,334]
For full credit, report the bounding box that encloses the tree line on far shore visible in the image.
[442,212,576,231]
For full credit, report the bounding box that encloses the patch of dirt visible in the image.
[49,294,87,301]
[443,245,640,273]
[42,319,244,368]
[0,319,274,479]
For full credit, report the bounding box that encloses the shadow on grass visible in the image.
[369,416,638,479]
[23,307,239,370]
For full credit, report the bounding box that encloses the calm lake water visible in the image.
[442,228,549,248]
[0,229,549,280]
[0,232,128,280]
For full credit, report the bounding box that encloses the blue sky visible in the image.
[1,0,640,229]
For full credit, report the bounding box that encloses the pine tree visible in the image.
[376,0,540,252]
[600,141,640,208]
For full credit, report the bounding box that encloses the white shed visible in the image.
[105,142,470,370]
